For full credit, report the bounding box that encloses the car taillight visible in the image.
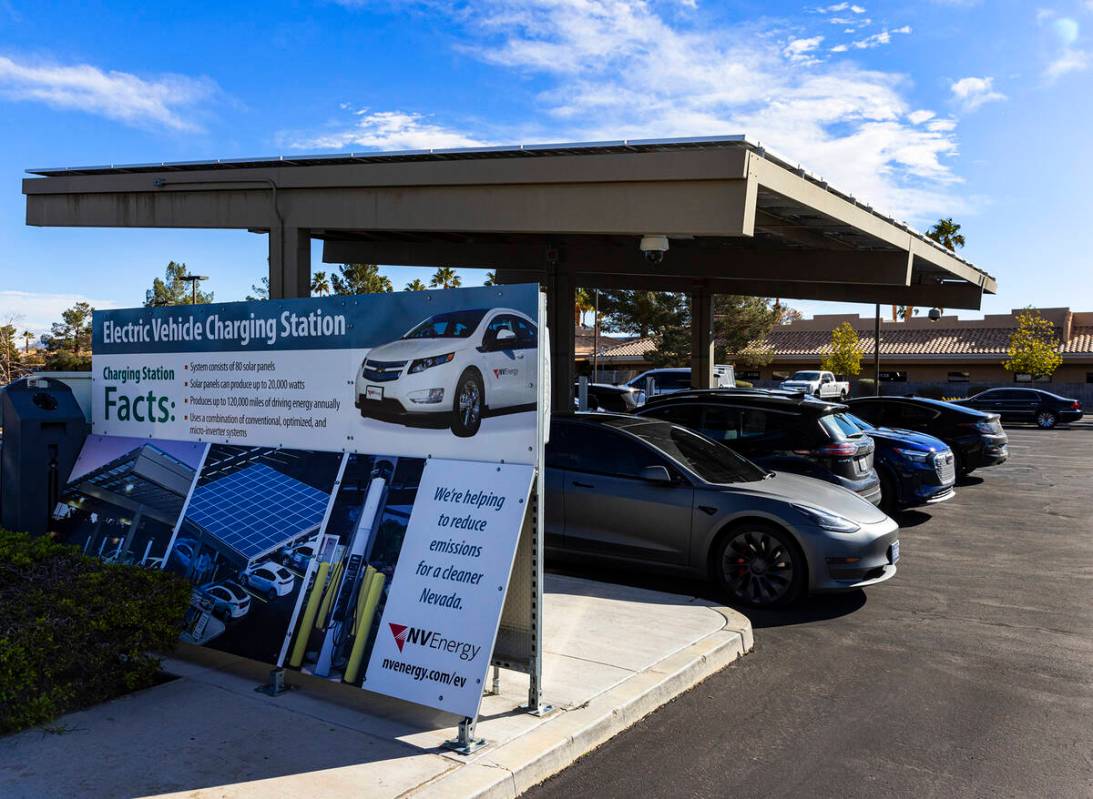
[1073,400,1082,410]
[813,441,859,457]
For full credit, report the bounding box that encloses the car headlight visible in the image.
[791,503,861,533]
[408,353,455,373]
[893,447,930,463]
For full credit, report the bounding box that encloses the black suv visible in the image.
[954,387,1083,429]
[636,390,882,505]
[847,396,1008,475]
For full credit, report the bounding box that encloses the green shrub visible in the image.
[734,379,753,388]
[915,385,945,399]
[0,530,191,735]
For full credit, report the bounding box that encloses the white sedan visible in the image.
[242,562,296,597]
[355,307,537,437]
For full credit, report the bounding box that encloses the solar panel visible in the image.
[185,463,330,561]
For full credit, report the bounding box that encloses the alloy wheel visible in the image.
[722,530,795,606]
[459,379,481,428]
[1037,411,1057,429]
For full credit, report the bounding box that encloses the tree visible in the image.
[0,322,20,384]
[646,294,781,369]
[597,290,684,338]
[404,278,428,291]
[41,301,94,371]
[310,271,331,297]
[483,271,497,287]
[331,263,393,295]
[820,322,863,377]
[926,217,966,251]
[429,266,461,289]
[144,261,213,307]
[1003,309,1062,379]
[22,330,34,353]
[246,276,270,301]
[575,288,595,326]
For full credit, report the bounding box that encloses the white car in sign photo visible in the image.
[242,562,296,598]
[355,307,537,437]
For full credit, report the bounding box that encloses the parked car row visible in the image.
[546,387,1021,610]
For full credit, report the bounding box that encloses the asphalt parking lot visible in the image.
[531,423,1093,798]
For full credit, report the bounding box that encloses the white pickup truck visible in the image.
[779,370,850,400]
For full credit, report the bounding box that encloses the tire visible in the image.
[714,522,806,609]
[451,368,484,437]
[1036,410,1057,429]
[839,390,848,401]
[955,452,975,477]
[814,389,821,398]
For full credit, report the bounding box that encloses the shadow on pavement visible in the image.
[546,561,868,628]
[956,474,985,487]
[891,509,932,528]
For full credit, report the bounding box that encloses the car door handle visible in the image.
[572,480,594,488]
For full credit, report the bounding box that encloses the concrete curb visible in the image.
[410,604,753,799]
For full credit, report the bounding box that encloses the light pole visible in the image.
[873,303,881,395]
[181,274,208,304]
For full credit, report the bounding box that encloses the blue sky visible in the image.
[2,0,1091,335]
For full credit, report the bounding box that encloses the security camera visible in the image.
[640,235,669,265]
[928,307,942,322]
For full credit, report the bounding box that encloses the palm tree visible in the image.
[22,330,34,354]
[575,288,594,326]
[310,271,331,297]
[483,270,497,287]
[926,217,966,251]
[430,266,462,289]
[405,278,427,291]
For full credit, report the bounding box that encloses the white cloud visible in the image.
[0,55,216,131]
[318,1,965,221]
[282,109,492,150]
[0,291,121,338]
[950,76,1006,111]
[836,25,912,51]
[1039,13,1090,81]
[784,36,824,63]
[908,109,935,124]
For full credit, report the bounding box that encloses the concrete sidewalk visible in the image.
[0,574,752,799]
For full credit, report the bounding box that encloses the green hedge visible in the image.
[0,530,191,735]
[734,379,753,388]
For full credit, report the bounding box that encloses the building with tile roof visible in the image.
[577,308,1093,387]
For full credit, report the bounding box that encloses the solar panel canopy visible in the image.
[185,463,330,561]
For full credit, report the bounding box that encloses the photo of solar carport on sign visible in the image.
[184,463,332,564]
[166,446,344,663]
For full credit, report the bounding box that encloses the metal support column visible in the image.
[443,716,487,755]
[269,226,312,299]
[690,284,715,389]
[547,263,576,413]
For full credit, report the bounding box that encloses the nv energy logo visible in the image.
[388,623,482,661]
[492,367,518,379]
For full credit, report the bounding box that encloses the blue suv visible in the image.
[836,411,956,510]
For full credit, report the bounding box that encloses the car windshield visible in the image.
[791,371,821,380]
[402,309,487,340]
[623,422,768,484]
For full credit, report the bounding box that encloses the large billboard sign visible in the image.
[59,284,544,721]
[91,284,541,465]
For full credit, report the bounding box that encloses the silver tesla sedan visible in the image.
[545,413,900,608]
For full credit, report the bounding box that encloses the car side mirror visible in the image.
[640,465,673,484]
[495,328,517,345]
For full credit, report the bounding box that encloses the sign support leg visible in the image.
[255,667,291,697]
[443,716,487,755]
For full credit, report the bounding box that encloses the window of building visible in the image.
[947,371,970,383]
[1014,373,1051,383]
[878,371,907,382]
[1086,372,1093,384]
[736,369,761,381]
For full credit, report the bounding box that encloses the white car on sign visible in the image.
[779,370,850,399]
[242,562,296,597]
[355,307,537,437]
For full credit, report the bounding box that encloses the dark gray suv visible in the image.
[545,414,899,608]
